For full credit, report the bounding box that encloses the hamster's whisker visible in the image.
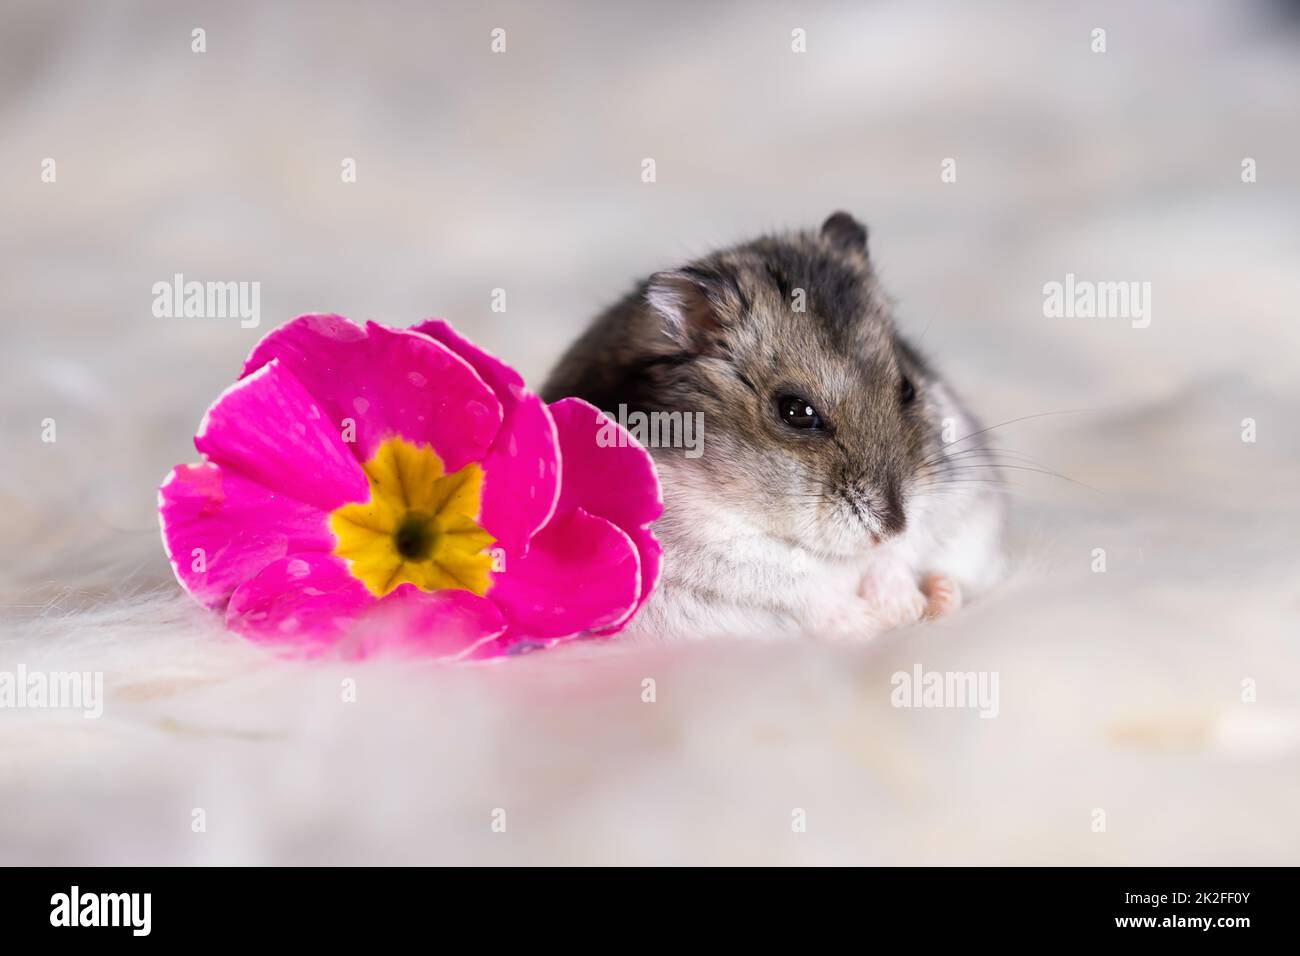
[939,446,1047,466]
[914,471,1021,488]
[938,449,1056,473]
[926,444,1095,490]
[914,478,1016,490]
[909,486,1000,503]
[918,409,1093,468]
[934,461,1098,492]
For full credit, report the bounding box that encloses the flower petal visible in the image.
[411,319,560,555]
[547,397,664,627]
[243,315,503,470]
[548,397,662,530]
[225,553,506,660]
[595,525,662,635]
[366,586,507,660]
[225,553,375,655]
[195,359,369,511]
[489,507,640,640]
[159,462,336,609]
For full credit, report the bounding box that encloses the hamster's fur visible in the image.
[543,213,1006,641]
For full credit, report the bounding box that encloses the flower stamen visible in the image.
[329,438,495,598]
[393,513,437,560]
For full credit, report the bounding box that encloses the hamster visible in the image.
[542,212,1006,641]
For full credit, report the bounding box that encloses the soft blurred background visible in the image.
[2,0,1298,864]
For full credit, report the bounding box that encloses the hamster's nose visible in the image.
[868,479,907,537]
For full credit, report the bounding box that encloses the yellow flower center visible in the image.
[329,437,496,598]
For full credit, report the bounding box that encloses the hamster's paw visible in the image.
[858,570,928,631]
[920,573,963,620]
[814,599,893,643]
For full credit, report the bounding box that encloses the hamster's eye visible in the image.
[900,375,917,406]
[777,394,823,430]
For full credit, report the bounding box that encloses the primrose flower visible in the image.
[159,315,662,660]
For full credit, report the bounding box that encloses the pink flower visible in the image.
[159,315,662,660]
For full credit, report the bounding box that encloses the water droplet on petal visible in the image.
[408,371,427,388]
[286,559,312,578]
[354,397,371,414]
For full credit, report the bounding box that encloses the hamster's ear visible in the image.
[821,211,869,256]
[646,271,723,351]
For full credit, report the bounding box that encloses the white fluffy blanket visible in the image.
[2,0,1298,864]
